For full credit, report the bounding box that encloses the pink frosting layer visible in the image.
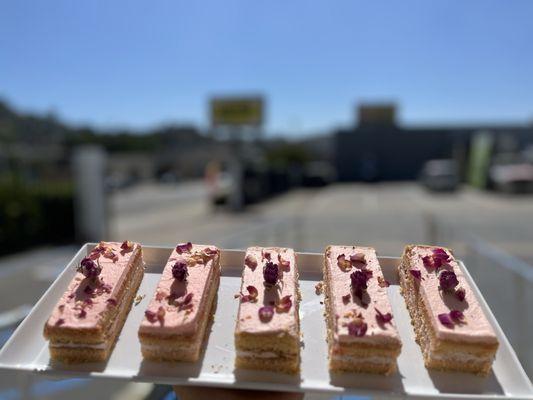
[46,241,142,330]
[138,244,220,337]
[325,246,400,345]
[235,247,299,337]
[407,246,497,343]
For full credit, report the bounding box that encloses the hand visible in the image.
[173,386,305,400]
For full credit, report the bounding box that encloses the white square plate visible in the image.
[0,244,531,398]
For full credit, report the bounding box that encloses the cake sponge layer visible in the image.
[235,354,299,374]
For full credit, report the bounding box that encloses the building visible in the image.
[335,104,533,182]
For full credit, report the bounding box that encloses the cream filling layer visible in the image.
[236,350,282,359]
[430,351,493,363]
[331,354,394,364]
[50,341,107,350]
[140,343,193,351]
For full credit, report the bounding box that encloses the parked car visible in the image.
[490,163,533,194]
[419,159,460,192]
[302,162,336,187]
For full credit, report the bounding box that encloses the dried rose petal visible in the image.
[78,309,87,318]
[262,250,271,261]
[433,248,450,262]
[450,309,465,323]
[83,285,94,295]
[337,254,352,271]
[203,247,218,258]
[77,257,102,278]
[455,287,466,302]
[91,242,106,256]
[106,298,117,306]
[350,252,366,263]
[263,261,279,285]
[238,287,257,303]
[101,283,112,293]
[350,270,370,300]
[176,242,193,254]
[181,292,193,305]
[377,276,390,288]
[55,318,65,326]
[342,293,351,303]
[240,295,251,303]
[244,254,258,270]
[439,270,459,291]
[258,306,274,322]
[410,269,422,281]
[120,240,134,252]
[157,306,166,321]
[438,313,454,328]
[246,285,258,301]
[375,308,393,325]
[350,253,366,268]
[145,310,157,323]
[103,248,118,262]
[278,254,290,270]
[422,255,433,269]
[191,253,204,265]
[275,295,292,312]
[350,270,370,288]
[172,260,188,281]
[438,310,466,328]
[84,298,93,305]
[347,319,367,337]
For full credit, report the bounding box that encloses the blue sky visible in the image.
[1,0,533,135]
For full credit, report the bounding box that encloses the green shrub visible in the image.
[0,181,75,255]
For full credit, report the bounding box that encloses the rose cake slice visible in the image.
[235,247,301,374]
[43,241,144,363]
[323,245,401,374]
[398,245,499,374]
[138,243,221,362]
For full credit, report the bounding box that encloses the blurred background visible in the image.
[1,0,533,399]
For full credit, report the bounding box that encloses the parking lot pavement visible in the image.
[110,182,533,263]
[2,182,530,313]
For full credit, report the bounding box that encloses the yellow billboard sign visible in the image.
[210,97,264,127]
[358,104,396,127]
